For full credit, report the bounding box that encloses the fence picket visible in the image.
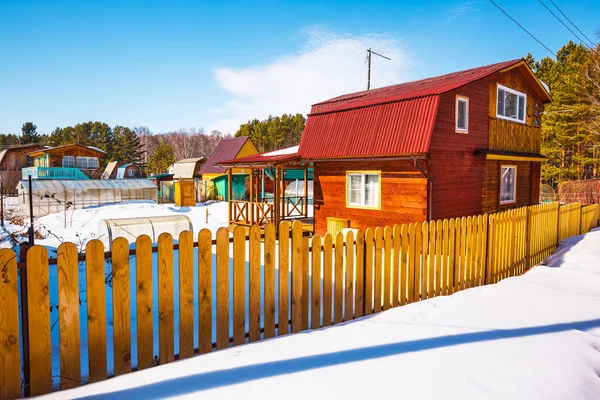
[0,249,20,400]
[216,227,230,349]
[263,223,276,339]
[399,225,408,305]
[291,221,303,333]
[278,221,290,335]
[178,231,194,359]
[249,225,261,342]
[334,232,344,324]
[197,229,213,354]
[407,223,416,303]
[383,226,392,310]
[345,230,355,321]
[392,225,401,308]
[322,233,333,325]
[85,240,107,382]
[427,221,435,298]
[364,229,374,314]
[57,242,81,389]
[302,237,310,331]
[112,237,131,376]
[355,230,365,317]
[311,235,322,329]
[135,236,153,370]
[233,226,246,346]
[374,227,383,312]
[158,233,174,364]
[421,222,429,300]
[26,246,52,395]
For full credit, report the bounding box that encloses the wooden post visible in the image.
[303,167,308,218]
[227,168,233,223]
[274,168,280,228]
[1,181,4,227]
[249,168,254,225]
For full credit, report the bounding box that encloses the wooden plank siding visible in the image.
[428,77,489,220]
[313,160,428,234]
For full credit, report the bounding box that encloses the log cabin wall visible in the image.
[313,160,427,235]
[427,77,489,220]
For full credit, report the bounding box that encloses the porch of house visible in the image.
[221,155,313,233]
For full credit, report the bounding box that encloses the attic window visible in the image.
[497,84,526,123]
[456,95,469,133]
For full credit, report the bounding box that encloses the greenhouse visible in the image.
[98,215,192,249]
[16,179,158,217]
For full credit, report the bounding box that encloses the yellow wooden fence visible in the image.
[1,201,599,399]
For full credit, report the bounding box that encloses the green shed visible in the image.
[213,174,247,201]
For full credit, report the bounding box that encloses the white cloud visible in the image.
[210,28,412,133]
[447,1,480,22]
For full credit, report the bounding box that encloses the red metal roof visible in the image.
[300,59,523,159]
[200,136,250,174]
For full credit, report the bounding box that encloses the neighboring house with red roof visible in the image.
[200,136,258,200]
[221,58,551,234]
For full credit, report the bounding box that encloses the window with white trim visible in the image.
[76,156,99,169]
[497,84,526,123]
[62,156,75,168]
[128,168,136,177]
[500,165,517,204]
[456,95,469,133]
[347,172,380,208]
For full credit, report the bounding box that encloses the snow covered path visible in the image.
[39,229,600,399]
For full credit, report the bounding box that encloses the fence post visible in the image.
[18,244,31,397]
[362,232,368,316]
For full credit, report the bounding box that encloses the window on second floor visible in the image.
[497,84,526,124]
[128,168,136,177]
[76,156,99,169]
[456,95,469,133]
[62,156,75,168]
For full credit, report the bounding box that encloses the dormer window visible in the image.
[455,95,469,133]
[497,84,526,123]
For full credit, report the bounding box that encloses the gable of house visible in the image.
[299,59,550,160]
[201,137,258,177]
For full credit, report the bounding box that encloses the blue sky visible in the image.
[0,0,598,135]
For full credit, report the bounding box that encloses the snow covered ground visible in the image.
[37,229,600,399]
[0,200,230,252]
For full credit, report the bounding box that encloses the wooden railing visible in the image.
[488,117,541,154]
[282,196,307,219]
[22,167,90,180]
[230,200,250,225]
[1,201,599,398]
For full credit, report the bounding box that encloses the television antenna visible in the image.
[366,48,391,90]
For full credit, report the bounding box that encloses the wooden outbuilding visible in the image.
[223,59,551,235]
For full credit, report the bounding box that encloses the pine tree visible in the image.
[20,122,41,144]
[147,143,175,174]
[112,126,144,164]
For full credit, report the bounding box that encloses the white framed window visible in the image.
[456,95,469,133]
[347,171,381,209]
[500,165,517,204]
[76,156,99,169]
[62,156,75,168]
[497,84,526,123]
[128,168,136,177]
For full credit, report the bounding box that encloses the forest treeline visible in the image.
[528,41,600,186]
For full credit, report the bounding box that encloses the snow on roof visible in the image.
[262,145,299,157]
[172,158,205,179]
[17,178,156,191]
[38,228,600,399]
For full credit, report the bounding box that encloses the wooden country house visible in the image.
[0,143,46,192]
[200,136,258,200]
[24,143,106,180]
[102,161,142,179]
[221,58,551,235]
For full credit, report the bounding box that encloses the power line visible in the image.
[538,0,592,49]
[489,0,556,57]
[548,0,597,48]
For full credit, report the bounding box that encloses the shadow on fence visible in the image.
[0,201,599,398]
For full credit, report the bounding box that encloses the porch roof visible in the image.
[218,145,301,167]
